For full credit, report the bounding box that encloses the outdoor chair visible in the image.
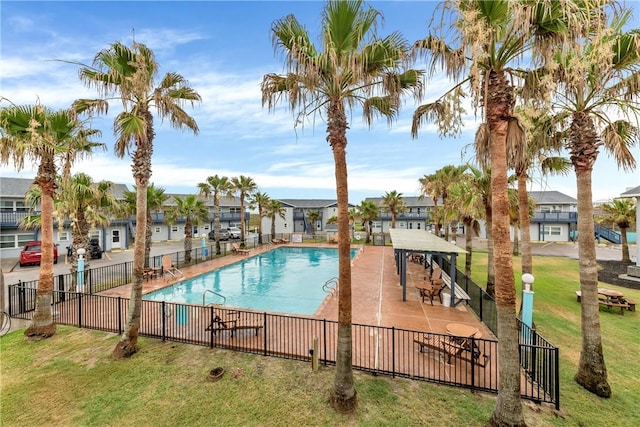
[232,243,250,255]
[205,309,263,337]
[161,255,183,280]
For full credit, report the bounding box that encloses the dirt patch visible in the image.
[597,260,640,290]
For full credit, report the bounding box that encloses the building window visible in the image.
[541,206,551,213]
[58,231,69,241]
[543,226,561,236]
[155,227,161,233]
[89,231,100,240]
[1,234,33,249]
[172,226,178,232]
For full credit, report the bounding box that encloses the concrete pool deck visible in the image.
[99,243,490,337]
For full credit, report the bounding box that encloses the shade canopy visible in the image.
[389,229,467,255]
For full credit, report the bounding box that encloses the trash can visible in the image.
[442,292,451,308]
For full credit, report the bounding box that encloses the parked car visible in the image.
[208,229,230,241]
[88,238,102,259]
[227,227,241,239]
[19,241,58,267]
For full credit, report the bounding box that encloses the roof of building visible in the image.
[276,199,352,209]
[528,191,577,204]
[164,193,242,207]
[0,177,35,197]
[619,185,640,198]
[364,196,436,207]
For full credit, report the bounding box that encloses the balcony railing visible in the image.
[531,212,577,222]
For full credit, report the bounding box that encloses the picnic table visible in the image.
[598,288,635,314]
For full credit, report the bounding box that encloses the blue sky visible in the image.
[1,1,638,204]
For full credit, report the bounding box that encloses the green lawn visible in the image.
[1,253,638,426]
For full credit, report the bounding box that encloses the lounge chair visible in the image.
[416,268,444,304]
[205,310,263,337]
[328,234,339,243]
[231,243,250,255]
[271,238,283,244]
[161,255,183,280]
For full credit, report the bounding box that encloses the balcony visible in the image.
[532,212,577,223]
[378,212,431,221]
[0,211,32,228]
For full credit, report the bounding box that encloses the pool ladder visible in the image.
[202,290,226,307]
[323,277,339,297]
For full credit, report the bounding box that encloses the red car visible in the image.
[19,241,58,267]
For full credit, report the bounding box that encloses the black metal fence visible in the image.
[7,285,559,409]
[440,258,498,335]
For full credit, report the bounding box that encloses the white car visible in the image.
[227,227,241,239]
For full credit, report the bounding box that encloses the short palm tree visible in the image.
[249,191,270,244]
[380,191,406,229]
[0,103,97,339]
[357,200,379,245]
[262,2,422,410]
[165,195,209,264]
[72,41,201,358]
[264,199,286,240]
[54,173,120,289]
[198,175,234,254]
[121,184,168,268]
[231,175,257,247]
[307,210,321,238]
[600,199,636,263]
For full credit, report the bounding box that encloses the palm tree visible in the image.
[0,103,97,339]
[447,170,483,278]
[307,210,321,238]
[165,195,209,264]
[380,191,406,229]
[418,173,442,235]
[262,0,422,411]
[357,200,379,245]
[121,184,168,268]
[72,41,201,358]
[249,191,270,244]
[547,9,639,397]
[411,1,596,422]
[599,199,636,263]
[264,199,286,240]
[198,175,234,255]
[54,173,120,290]
[231,175,257,247]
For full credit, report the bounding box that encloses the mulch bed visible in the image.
[597,260,640,290]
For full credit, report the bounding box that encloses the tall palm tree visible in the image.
[198,175,234,254]
[72,41,201,358]
[262,0,422,411]
[121,184,168,268]
[165,195,209,264]
[0,103,96,339]
[418,173,443,235]
[411,1,596,423]
[264,199,286,239]
[357,200,379,245]
[231,175,257,247]
[54,173,120,290]
[547,9,639,397]
[249,191,270,244]
[380,190,406,229]
[599,199,636,263]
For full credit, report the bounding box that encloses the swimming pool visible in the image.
[143,247,357,315]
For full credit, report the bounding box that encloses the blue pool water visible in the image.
[144,247,357,315]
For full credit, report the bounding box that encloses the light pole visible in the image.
[521,273,535,329]
[77,248,86,293]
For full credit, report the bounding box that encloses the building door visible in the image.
[112,229,121,249]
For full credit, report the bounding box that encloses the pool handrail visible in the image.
[203,290,226,306]
[322,277,339,296]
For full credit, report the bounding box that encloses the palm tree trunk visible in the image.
[328,104,356,413]
[184,217,193,263]
[25,168,57,338]
[464,218,473,278]
[621,228,630,262]
[574,169,611,396]
[144,212,153,268]
[214,194,221,255]
[518,174,533,275]
[485,201,496,297]
[486,69,524,427]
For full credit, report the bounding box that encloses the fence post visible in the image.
[77,293,82,328]
[18,281,25,314]
[161,301,167,342]
[323,319,328,366]
[57,275,65,302]
[391,327,395,378]
[554,347,560,411]
[209,305,215,349]
[531,328,538,379]
[117,297,122,334]
[263,312,268,356]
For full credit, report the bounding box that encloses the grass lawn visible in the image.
[1,252,638,426]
